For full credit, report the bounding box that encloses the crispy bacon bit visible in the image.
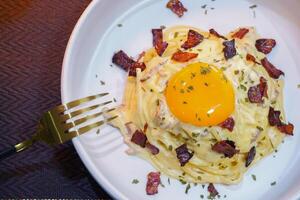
[208,183,219,197]
[259,77,268,98]
[232,28,249,39]
[277,123,294,135]
[131,130,147,147]
[248,77,268,103]
[212,140,239,158]
[171,50,198,62]
[209,29,228,40]
[245,146,256,167]
[223,39,237,60]
[248,86,262,103]
[261,58,284,79]
[145,142,160,155]
[268,107,282,126]
[268,107,294,135]
[128,62,146,77]
[255,39,276,54]
[112,50,146,77]
[181,30,204,49]
[166,0,187,17]
[146,172,161,195]
[152,29,168,56]
[175,144,194,166]
[246,53,260,65]
[112,50,135,71]
[219,117,235,132]
[143,123,148,133]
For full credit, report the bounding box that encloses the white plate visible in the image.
[61,0,300,199]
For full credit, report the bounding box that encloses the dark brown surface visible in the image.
[0,0,111,198]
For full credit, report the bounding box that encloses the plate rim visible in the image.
[61,0,127,199]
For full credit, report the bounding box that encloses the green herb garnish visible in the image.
[251,174,256,181]
[132,179,139,184]
[185,183,191,194]
[270,181,276,186]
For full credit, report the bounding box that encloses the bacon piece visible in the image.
[208,183,219,197]
[181,30,204,49]
[261,58,284,79]
[143,123,148,133]
[248,77,268,103]
[246,53,260,65]
[171,50,198,62]
[175,144,194,166]
[255,39,276,54]
[212,140,239,158]
[232,28,249,39]
[245,146,256,167]
[112,50,146,77]
[128,62,146,77]
[259,77,268,98]
[131,130,147,147]
[223,40,236,60]
[209,29,227,40]
[268,107,294,135]
[152,29,168,56]
[112,50,135,71]
[166,0,187,17]
[218,117,235,132]
[146,172,161,195]
[277,123,294,135]
[268,107,282,126]
[145,142,160,155]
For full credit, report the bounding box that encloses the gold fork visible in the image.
[0,93,117,161]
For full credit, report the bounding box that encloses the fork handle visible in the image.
[0,138,35,161]
[0,146,16,161]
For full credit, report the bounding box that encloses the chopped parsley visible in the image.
[117,23,123,27]
[256,126,264,131]
[200,67,211,75]
[168,145,173,151]
[183,101,188,104]
[96,129,100,134]
[204,82,209,87]
[168,178,171,185]
[201,4,207,9]
[179,179,187,185]
[239,84,247,91]
[297,84,300,88]
[185,183,191,194]
[174,32,179,38]
[204,10,208,15]
[251,174,256,181]
[192,132,200,137]
[200,194,204,199]
[234,70,240,75]
[249,4,257,9]
[270,181,276,186]
[110,64,113,67]
[160,181,165,188]
[100,80,105,85]
[132,179,139,184]
[187,85,194,90]
[197,176,202,180]
[160,25,166,29]
[113,98,117,102]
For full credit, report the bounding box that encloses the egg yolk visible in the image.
[165,62,235,126]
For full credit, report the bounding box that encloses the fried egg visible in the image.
[165,62,235,126]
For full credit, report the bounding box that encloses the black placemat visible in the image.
[0,0,111,198]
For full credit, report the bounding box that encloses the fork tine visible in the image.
[77,115,118,135]
[61,100,113,121]
[56,93,109,112]
[61,116,118,142]
[73,108,116,125]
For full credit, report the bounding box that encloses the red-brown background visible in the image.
[0,0,111,198]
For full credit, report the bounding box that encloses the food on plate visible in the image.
[166,0,187,17]
[110,25,294,185]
